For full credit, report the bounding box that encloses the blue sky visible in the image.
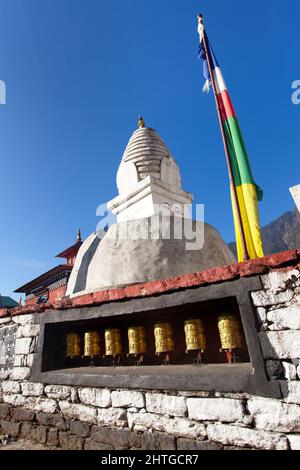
[0,0,299,300]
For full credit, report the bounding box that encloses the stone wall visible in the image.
[0,318,17,381]
[1,252,300,451]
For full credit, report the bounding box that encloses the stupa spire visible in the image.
[138,115,146,129]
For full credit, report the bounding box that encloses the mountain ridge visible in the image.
[228,209,300,257]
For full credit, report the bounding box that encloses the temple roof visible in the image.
[0,295,18,308]
[56,229,82,260]
[14,265,73,294]
[56,241,82,260]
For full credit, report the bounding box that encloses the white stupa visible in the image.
[66,118,235,297]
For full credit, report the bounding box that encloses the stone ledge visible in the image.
[187,398,245,423]
[206,423,288,450]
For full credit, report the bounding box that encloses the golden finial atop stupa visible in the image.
[138,115,146,129]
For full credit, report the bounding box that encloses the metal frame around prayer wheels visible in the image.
[31,277,281,398]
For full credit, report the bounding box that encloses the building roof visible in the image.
[14,265,73,294]
[56,241,83,260]
[0,295,19,308]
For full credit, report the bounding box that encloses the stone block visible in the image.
[140,431,176,450]
[36,412,52,426]
[15,337,33,355]
[281,381,300,405]
[111,390,144,409]
[0,420,20,437]
[288,434,300,450]
[26,354,35,367]
[36,412,69,431]
[3,393,26,407]
[12,314,35,325]
[176,438,222,451]
[267,305,300,330]
[84,438,113,450]
[207,423,287,450]
[24,397,57,414]
[261,270,300,292]
[97,408,127,427]
[20,422,37,441]
[0,404,10,420]
[259,331,300,359]
[47,428,59,447]
[2,380,21,394]
[256,307,267,324]
[0,369,10,380]
[282,362,297,380]
[251,290,294,307]
[70,388,79,403]
[59,401,97,424]
[11,407,36,422]
[78,388,111,408]
[14,355,27,367]
[45,385,71,400]
[21,382,44,397]
[145,393,186,417]
[0,316,11,324]
[128,411,206,439]
[10,367,31,380]
[248,397,300,432]
[36,425,47,445]
[17,324,40,338]
[187,398,244,423]
[70,420,91,438]
[90,425,140,449]
[59,432,83,450]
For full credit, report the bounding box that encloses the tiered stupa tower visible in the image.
[66,119,235,297]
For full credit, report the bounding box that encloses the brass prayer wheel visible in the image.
[105,329,122,356]
[154,323,174,354]
[66,332,81,358]
[184,319,206,351]
[128,326,147,355]
[217,315,244,350]
[84,331,101,357]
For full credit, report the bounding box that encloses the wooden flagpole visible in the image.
[198,14,249,261]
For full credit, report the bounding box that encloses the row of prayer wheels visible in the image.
[66,315,244,365]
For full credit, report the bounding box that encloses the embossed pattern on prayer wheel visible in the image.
[217,315,243,350]
[66,332,81,358]
[184,319,206,351]
[84,331,101,357]
[105,329,122,356]
[154,323,174,353]
[128,326,147,355]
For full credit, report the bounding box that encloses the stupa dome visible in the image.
[66,218,235,297]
